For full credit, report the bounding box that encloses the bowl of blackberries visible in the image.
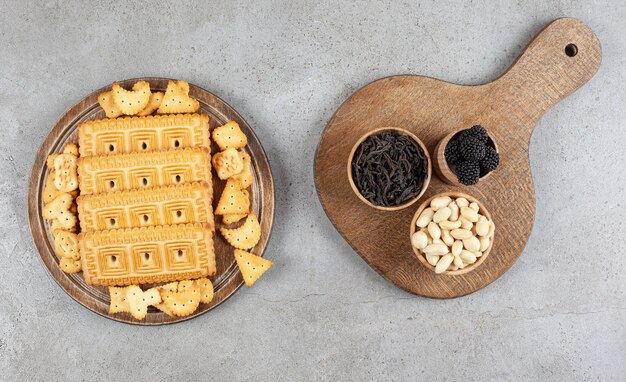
[348,127,431,211]
[433,125,500,186]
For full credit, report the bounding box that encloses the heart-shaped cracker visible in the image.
[112,81,152,115]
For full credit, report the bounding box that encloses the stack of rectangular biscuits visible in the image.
[76,114,216,286]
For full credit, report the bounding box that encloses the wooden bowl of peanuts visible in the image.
[409,192,495,275]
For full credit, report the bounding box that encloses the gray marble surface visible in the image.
[1,1,624,380]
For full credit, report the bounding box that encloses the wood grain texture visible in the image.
[27,78,275,324]
[315,18,601,298]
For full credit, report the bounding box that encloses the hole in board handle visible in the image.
[565,43,578,57]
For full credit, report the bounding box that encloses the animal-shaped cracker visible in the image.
[220,213,261,250]
[234,249,273,288]
[53,153,78,192]
[223,214,247,225]
[98,91,123,118]
[231,151,252,189]
[43,193,77,230]
[126,286,162,320]
[137,92,164,116]
[195,278,214,304]
[53,230,79,260]
[215,179,249,215]
[112,81,152,115]
[212,121,247,151]
[51,218,76,233]
[60,257,81,274]
[161,283,201,317]
[212,148,244,180]
[157,80,199,114]
[154,282,179,316]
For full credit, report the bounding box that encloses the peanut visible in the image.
[435,254,454,274]
[425,254,440,266]
[450,229,472,240]
[452,240,463,256]
[469,202,479,212]
[456,197,469,208]
[460,250,477,264]
[430,196,452,211]
[427,222,441,240]
[476,216,489,237]
[423,243,448,256]
[439,219,462,230]
[441,229,454,246]
[449,202,459,221]
[411,231,428,249]
[479,236,490,252]
[433,207,452,223]
[416,207,434,228]
[453,255,464,268]
[460,206,479,222]
[460,216,473,230]
[463,236,481,252]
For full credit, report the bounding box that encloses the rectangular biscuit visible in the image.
[78,114,210,156]
[76,182,214,232]
[79,223,216,286]
[77,148,212,195]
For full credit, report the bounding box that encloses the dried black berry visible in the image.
[456,161,480,185]
[459,137,486,161]
[480,145,499,173]
[445,140,461,165]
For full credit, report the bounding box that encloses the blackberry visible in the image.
[480,145,499,173]
[459,137,486,161]
[458,125,489,143]
[456,160,480,185]
[444,140,461,165]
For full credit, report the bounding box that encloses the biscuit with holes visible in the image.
[212,121,247,151]
[234,249,272,288]
[60,256,81,274]
[53,229,79,260]
[137,91,164,116]
[223,213,247,225]
[53,154,78,192]
[195,277,214,304]
[157,80,199,114]
[112,81,151,115]
[162,285,201,317]
[44,172,78,204]
[46,154,59,170]
[51,218,77,233]
[154,282,179,316]
[231,151,252,188]
[63,143,79,156]
[43,193,77,230]
[98,91,123,118]
[212,148,244,180]
[109,286,131,314]
[215,179,249,215]
[220,213,260,250]
[126,286,162,320]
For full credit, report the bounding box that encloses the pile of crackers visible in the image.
[40,80,272,321]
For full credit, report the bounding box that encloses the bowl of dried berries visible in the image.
[433,125,500,186]
[348,127,431,211]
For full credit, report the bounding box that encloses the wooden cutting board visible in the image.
[315,18,601,298]
[28,78,275,324]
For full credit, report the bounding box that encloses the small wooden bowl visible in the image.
[409,191,494,275]
[347,127,431,211]
[433,128,499,186]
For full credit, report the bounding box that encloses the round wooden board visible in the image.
[28,78,274,324]
[315,18,601,298]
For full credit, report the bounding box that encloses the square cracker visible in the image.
[212,121,247,151]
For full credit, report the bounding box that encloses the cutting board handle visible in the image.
[492,18,601,122]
